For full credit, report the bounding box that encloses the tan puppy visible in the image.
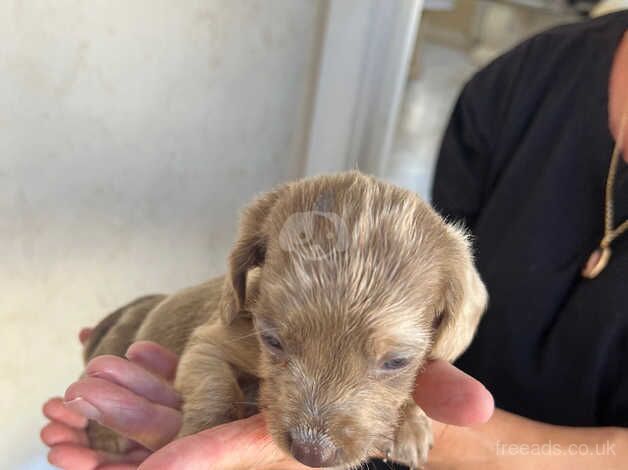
[83,171,487,469]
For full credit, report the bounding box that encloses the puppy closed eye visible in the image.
[254,317,285,353]
[260,332,283,352]
[378,356,411,372]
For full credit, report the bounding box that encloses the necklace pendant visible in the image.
[581,246,611,279]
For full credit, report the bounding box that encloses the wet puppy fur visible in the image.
[84,171,487,469]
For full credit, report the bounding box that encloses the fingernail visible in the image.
[125,343,141,361]
[63,397,102,422]
[124,349,137,361]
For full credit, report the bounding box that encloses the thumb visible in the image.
[413,359,494,426]
[139,414,308,470]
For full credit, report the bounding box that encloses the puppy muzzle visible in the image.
[287,430,338,467]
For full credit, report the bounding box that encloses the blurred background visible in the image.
[1,0,622,468]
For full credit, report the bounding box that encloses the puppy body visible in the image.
[83,172,487,468]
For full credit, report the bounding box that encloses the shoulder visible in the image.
[464,11,627,101]
[452,12,626,155]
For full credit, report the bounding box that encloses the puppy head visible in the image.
[222,172,487,468]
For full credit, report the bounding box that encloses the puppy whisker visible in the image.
[225,327,275,343]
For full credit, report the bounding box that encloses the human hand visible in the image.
[138,359,494,470]
[41,329,182,469]
[43,330,493,470]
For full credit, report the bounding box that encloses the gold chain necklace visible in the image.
[581,106,628,279]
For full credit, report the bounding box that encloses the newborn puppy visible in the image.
[83,171,487,469]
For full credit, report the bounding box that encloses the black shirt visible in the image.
[432,11,628,427]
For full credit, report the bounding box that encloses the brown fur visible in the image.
[84,171,487,468]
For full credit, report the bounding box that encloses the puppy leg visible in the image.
[175,342,246,437]
[84,295,166,362]
[86,422,133,454]
[387,403,433,469]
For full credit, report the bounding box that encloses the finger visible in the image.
[125,342,178,382]
[44,397,88,429]
[48,444,149,470]
[80,328,94,345]
[138,414,307,470]
[41,421,89,447]
[85,355,181,409]
[96,465,139,470]
[64,377,181,451]
[139,415,268,470]
[48,444,105,470]
[413,359,494,426]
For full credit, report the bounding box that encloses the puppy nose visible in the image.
[289,438,335,467]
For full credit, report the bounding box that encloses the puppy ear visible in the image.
[220,186,287,324]
[429,226,488,362]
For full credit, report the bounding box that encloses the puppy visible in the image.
[83,171,487,469]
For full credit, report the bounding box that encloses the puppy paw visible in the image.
[86,421,130,453]
[386,406,433,469]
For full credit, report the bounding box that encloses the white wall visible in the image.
[0,1,322,467]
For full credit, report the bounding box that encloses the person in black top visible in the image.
[420,8,628,469]
[434,8,628,429]
[41,11,628,470]
[370,8,628,470]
